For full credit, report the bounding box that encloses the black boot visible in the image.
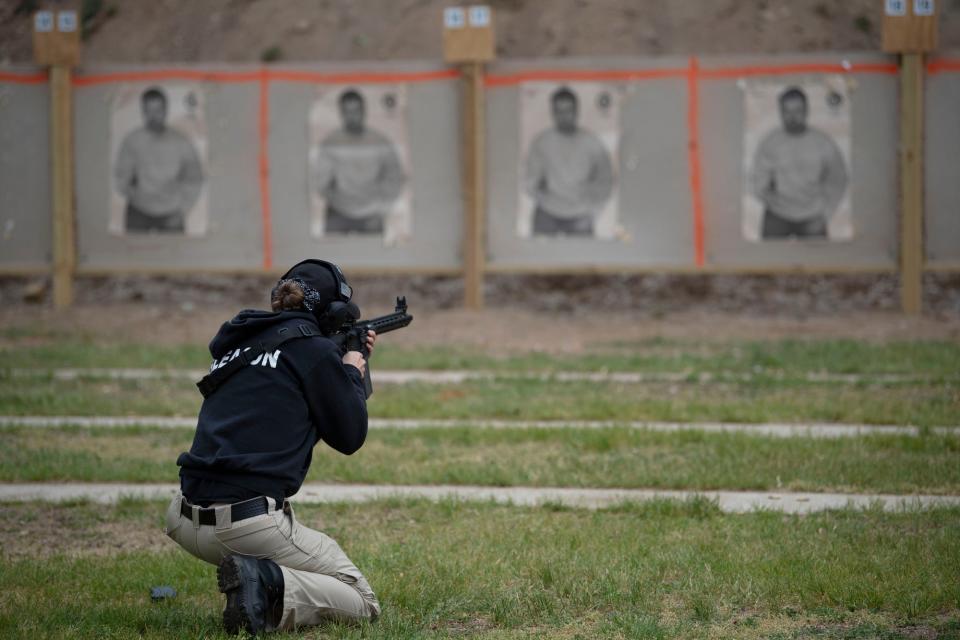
[218,555,285,635]
[258,557,285,630]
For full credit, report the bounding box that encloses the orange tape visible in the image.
[687,57,706,268]
[485,68,687,87]
[927,59,960,74]
[73,70,261,86]
[0,71,47,84]
[258,68,273,270]
[698,62,898,79]
[268,69,460,84]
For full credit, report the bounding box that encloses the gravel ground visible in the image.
[2,273,960,316]
[1,273,959,349]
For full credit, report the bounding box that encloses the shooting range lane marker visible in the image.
[0,71,47,84]
[8,367,954,385]
[0,482,956,513]
[258,66,272,270]
[687,56,706,267]
[2,415,956,439]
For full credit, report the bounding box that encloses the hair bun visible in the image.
[271,279,306,311]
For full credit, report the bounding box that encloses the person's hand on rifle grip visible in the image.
[342,351,366,378]
[365,330,377,355]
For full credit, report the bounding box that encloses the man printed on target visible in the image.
[311,89,407,235]
[750,86,849,239]
[166,259,380,634]
[114,87,204,234]
[524,86,614,237]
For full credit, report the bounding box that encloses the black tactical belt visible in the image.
[181,496,272,526]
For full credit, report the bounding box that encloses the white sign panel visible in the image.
[34,11,54,32]
[885,0,907,15]
[444,7,465,29]
[914,0,935,16]
[468,5,491,27]
[57,10,78,32]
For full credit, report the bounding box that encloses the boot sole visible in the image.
[218,556,252,635]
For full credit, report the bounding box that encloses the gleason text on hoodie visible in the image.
[177,309,368,506]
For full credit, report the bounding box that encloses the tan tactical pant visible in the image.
[163,491,380,629]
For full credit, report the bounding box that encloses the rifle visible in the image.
[329,296,413,398]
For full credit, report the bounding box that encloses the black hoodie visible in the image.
[177,309,368,505]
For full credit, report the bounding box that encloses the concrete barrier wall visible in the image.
[68,62,461,273]
[485,56,695,269]
[1,54,957,274]
[267,63,462,271]
[0,68,51,271]
[926,55,960,268]
[697,54,899,270]
[74,67,263,271]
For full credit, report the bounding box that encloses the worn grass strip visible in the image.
[1,425,958,495]
[1,373,957,425]
[3,337,960,377]
[0,499,958,639]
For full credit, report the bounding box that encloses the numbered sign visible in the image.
[57,10,78,32]
[34,11,54,32]
[443,7,465,29]
[885,0,907,15]
[468,5,491,27]
[442,3,494,62]
[914,0,935,16]
[883,0,937,51]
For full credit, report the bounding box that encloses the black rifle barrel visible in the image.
[361,312,412,334]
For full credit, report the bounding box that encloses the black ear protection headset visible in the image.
[277,259,361,335]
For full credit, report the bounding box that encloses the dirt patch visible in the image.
[0,503,170,559]
[430,616,495,635]
[3,0,960,64]
[1,274,959,351]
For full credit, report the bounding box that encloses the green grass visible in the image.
[2,425,959,495]
[0,499,958,639]
[2,372,957,426]
[3,334,960,378]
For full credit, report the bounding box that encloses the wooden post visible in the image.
[50,65,77,307]
[461,61,486,310]
[443,5,494,310]
[899,53,924,315]
[34,2,81,308]
[883,0,938,315]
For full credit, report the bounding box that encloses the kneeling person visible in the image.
[166,259,379,634]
